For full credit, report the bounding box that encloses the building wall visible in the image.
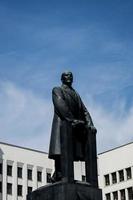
[98,142,133,200]
[1,140,133,200]
[0,142,54,200]
[0,142,85,200]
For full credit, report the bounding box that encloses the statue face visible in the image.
[61,72,73,86]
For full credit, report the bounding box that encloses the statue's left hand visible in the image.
[86,125,97,133]
[72,119,85,127]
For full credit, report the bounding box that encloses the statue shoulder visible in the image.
[52,86,63,96]
[52,86,62,92]
[73,89,81,99]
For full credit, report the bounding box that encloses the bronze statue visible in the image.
[49,72,98,187]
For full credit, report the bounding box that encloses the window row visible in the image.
[0,182,32,196]
[106,187,133,200]
[104,167,132,186]
[0,173,52,195]
[7,165,42,181]
[0,172,51,195]
[0,163,52,183]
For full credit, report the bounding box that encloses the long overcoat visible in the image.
[48,84,93,161]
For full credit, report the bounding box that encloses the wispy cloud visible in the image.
[0,80,133,154]
[0,81,53,152]
[0,0,133,153]
[87,99,133,153]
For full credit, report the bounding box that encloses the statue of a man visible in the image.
[49,72,98,186]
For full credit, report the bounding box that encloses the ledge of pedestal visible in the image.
[27,181,102,200]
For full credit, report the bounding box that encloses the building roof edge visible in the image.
[98,141,133,155]
[0,141,48,155]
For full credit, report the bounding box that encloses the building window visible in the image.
[28,186,32,194]
[120,189,126,200]
[105,193,111,200]
[119,170,124,182]
[113,191,118,200]
[82,175,86,182]
[7,165,12,176]
[105,174,110,186]
[17,185,22,196]
[0,182,2,193]
[0,163,2,175]
[27,169,32,180]
[17,167,22,178]
[37,171,42,182]
[111,172,117,184]
[128,187,133,200]
[47,173,51,183]
[126,167,132,180]
[7,183,12,195]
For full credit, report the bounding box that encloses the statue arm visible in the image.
[81,101,94,126]
[81,101,97,133]
[52,87,74,122]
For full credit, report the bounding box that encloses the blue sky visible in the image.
[0,0,133,153]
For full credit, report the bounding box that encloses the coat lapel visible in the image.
[61,85,81,110]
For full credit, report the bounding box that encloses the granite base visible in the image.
[27,181,102,200]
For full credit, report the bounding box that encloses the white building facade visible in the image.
[1,141,133,200]
[0,142,85,200]
[98,142,133,200]
[0,142,55,200]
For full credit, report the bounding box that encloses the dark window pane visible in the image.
[28,187,32,194]
[119,170,124,182]
[0,163,2,175]
[47,173,51,183]
[82,175,86,182]
[128,187,133,200]
[17,167,22,178]
[106,193,111,200]
[7,165,12,176]
[113,191,118,200]
[7,183,12,195]
[112,172,117,184]
[126,167,132,180]
[105,174,110,186]
[120,189,126,200]
[0,182,2,193]
[17,185,22,196]
[27,169,32,180]
[37,171,42,182]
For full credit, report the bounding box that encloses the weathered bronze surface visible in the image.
[49,72,98,187]
[27,72,103,200]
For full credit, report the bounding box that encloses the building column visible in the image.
[12,161,17,200]
[125,188,128,200]
[118,190,121,200]
[123,169,127,182]
[42,168,46,186]
[23,164,27,200]
[81,162,85,181]
[131,166,133,179]
[116,171,119,183]
[42,168,47,185]
[33,166,37,190]
[109,173,112,185]
[2,159,7,200]
[110,192,113,200]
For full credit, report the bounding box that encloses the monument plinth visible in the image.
[27,181,102,200]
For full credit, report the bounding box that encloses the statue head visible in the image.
[61,71,73,87]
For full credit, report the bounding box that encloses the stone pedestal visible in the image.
[27,181,102,200]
